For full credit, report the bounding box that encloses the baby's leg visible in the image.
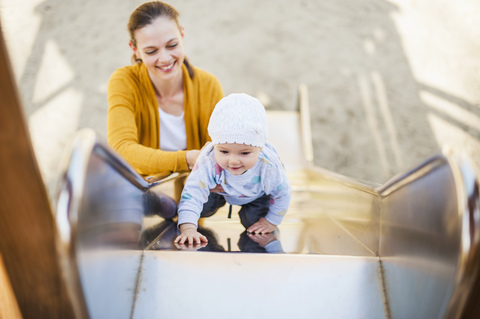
[238,194,270,229]
[200,193,226,218]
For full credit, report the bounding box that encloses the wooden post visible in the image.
[0,254,22,319]
[0,24,76,318]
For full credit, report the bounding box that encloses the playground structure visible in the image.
[1,24,480,319]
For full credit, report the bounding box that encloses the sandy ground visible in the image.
[1,0,479,196]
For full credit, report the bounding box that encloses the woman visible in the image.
[107,1,223,177]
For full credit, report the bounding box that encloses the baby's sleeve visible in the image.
[177,150,217,227]
[264,240,285,254]
[264,165,292,226]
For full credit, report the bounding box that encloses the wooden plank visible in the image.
[0,24,76,318]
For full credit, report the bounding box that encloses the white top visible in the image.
[159,107,187,151]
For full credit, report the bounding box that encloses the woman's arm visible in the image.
[107,67,190,175]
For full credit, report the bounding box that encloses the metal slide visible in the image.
[54,86,480,319]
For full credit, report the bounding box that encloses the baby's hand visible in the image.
[247,217,276,234]
[174,224,208,245]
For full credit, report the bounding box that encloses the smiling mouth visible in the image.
[157,61,176,71]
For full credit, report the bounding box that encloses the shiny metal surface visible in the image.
[54,88,480,318]
[55,129,177,319]
[378,151,480,319]
[133,252,385,319]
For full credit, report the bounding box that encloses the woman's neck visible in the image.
[148,68,185,116]
[149,70,184,99]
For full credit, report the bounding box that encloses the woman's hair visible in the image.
[127,1,194,78]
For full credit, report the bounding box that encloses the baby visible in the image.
[174,93,291,245]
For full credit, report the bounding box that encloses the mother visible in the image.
[107,1,223,178]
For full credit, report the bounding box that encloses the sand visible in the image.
[1,0,479,196]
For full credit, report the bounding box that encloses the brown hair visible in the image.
[127,1,194,78]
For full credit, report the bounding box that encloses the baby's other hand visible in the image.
[247,217,276,234]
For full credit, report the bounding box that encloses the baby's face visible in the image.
[213,143,261,175]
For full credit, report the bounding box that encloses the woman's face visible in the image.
[131,17,185,82]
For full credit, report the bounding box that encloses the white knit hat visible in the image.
[208,93,268,148]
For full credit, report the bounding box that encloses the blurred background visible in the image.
[1,0,479,197]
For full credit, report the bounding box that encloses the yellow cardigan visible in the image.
[107,63,223,176]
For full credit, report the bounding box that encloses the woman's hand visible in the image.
[247,217,276,234]
[210,184,225,194]
[186,142,213,170]
[186,150,200,170]
[174,223,208,245]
